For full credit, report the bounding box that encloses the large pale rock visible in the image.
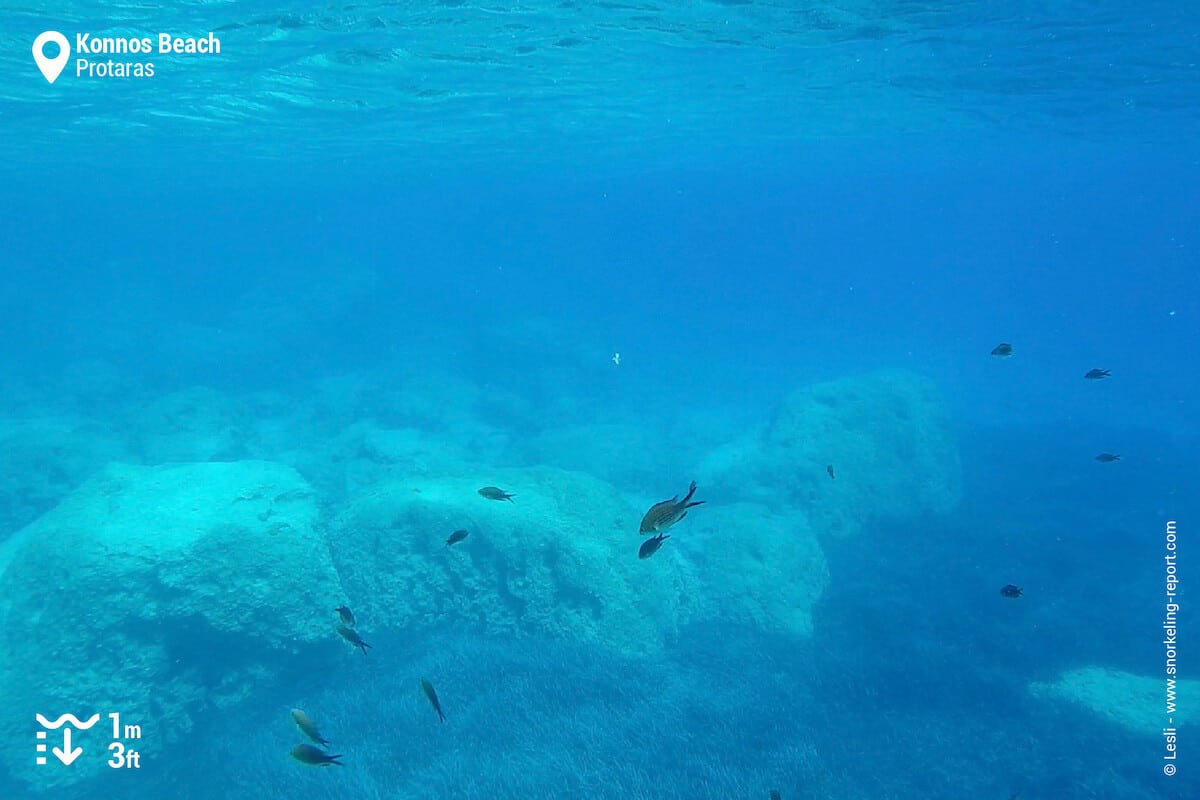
[1029,666,1197,736]
[0,461,343,790]
[329,468,835,654]
[675,503,829,637]
[517,422,677,491]
[0,416,127,537]
[310,421,478,498]
[328,468,700,655]
[130,387,252,463]
[700,370,961,536]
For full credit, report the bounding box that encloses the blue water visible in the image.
[1,2,1198,799]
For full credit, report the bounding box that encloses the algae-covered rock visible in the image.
[700,369,961,536]
[676,503,829,637]
[0,416,128,537]
[328,467,699,655]
[1029,666,1197,736]
[516,422,701,494]
[311,420,478,498]
[130,387,253,463]
[0,461,343,790]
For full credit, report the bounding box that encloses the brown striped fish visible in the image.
[639,480,705,534]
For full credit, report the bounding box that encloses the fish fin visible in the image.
[680,482,697,504]
[683,500,705,509]
[677,511,687,523]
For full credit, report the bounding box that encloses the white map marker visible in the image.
[32,31,69,84]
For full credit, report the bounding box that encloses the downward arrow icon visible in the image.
[52,728,82,765]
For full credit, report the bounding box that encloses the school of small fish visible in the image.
[988,343,1122,604]
[286,344,1117,796]
[291,480,711,771]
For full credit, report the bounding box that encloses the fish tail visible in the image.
[328,755,344,766]
[506,496,516,503]
[680,481,698,504]
[683,499,705,509]
[438,709,447,723]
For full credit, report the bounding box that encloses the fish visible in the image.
[1084,368,1111,379]
[336,624,371,655]
[770,792,782,800]
[421,678,446,723]
[446,529,469,546]
[290,709,329,747]
[1000,584,1023,598]
[638,533,670,560]
[639,480,705,533]
[290,743,343,766]
[334,605,355,627]
[826,464,835,480]
[478,486,515,503]
[991,343,1014,358]
[1094,453,1121,463]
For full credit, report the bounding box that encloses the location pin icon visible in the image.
[32,31,70,84]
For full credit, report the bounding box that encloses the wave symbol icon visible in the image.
[36,714,100,730]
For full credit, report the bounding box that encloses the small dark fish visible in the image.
[639,480,705,533]
[446,529,469,546]
[1095,453,1121,463]
[290,743,343,766]
[991,343,1014,358]
[421,678,446,723]
[337,624,371,655]
[478,486,515,503]
[770,791,782,800]
[826,464,835,480]
[334,605,355,627]
[1084,368,1111,380]
[638,533,670,560]
[290,708,329,747]
[1000,584,1023,598]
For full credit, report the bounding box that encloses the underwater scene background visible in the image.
[1,1,1198,798]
